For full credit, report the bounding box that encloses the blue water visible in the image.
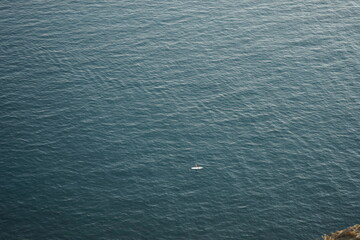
[1,0,359,239]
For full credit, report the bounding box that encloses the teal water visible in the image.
[1,0,359,239]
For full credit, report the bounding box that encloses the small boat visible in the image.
[191,164,203,170]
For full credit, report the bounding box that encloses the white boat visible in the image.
[191,164,203,170]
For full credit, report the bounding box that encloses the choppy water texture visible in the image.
[1,0,359,239]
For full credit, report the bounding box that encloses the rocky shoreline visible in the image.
[322,225,360,240]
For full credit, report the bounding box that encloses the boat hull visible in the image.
[191,166,203,170]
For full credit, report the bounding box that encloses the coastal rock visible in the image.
[322,225,360,240]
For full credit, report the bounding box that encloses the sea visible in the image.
[0,0,359,239]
